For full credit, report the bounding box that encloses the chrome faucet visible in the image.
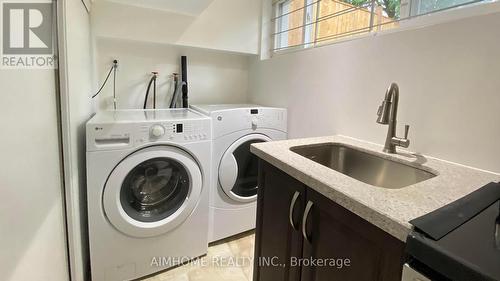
[376,83,410,153]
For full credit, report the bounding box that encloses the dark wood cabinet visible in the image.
[254,160,305,281]
[254,160,405,281]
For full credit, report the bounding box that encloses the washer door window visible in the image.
[219,134,271,203]
[120,158,189,222]
[104,146,202,238]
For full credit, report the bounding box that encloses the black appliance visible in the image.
[404,182,500,281]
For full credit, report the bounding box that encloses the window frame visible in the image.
[273,0,320,52]
[270,0,500,56]
[274,0,291,50]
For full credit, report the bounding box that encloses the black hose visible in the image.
[112,66,117,109]
[92,65,114,99]
[169,75,179,108]
[170,81,185,109]
[153,76,156,109]
[143,75,156,109]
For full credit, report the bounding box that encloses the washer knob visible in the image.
[150,125,165,137]
[251,118,258,127]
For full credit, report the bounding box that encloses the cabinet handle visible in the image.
[289,191,300,230]
[302,201,314,243]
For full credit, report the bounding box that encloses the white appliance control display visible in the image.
[87,116,211,152]
[150,124,166,137]
[146,121,210,142]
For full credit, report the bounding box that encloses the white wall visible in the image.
[0,55,68,281]
[57,0,94,281]
[91,0,260,54]
[249,10,500,173]
[95,38,251,110]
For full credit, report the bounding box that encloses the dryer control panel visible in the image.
[211,107,287,139]
[86,118,211,152]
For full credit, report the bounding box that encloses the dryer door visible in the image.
[103,146,202,238]
[218,134,271,203]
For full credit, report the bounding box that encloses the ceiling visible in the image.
[102,0,215,16]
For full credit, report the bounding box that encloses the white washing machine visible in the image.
[86,109,211,281]
[191,104,287,242]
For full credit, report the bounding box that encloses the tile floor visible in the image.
[141,232,255,281]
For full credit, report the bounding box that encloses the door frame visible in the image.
[56,0,93,280]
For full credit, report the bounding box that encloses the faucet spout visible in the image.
[376,83,410,153]
[386,83,399,121]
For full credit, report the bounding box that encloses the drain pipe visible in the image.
[181,56,188,108]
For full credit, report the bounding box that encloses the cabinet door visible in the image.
[300,189,405,281]
[254,161,306,281]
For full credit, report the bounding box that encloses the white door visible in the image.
[0,39,68,281]
[218,134,271,203]
[103,146,202,238]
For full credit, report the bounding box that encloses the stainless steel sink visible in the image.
[290,143,436,189]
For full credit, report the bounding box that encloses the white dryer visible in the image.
[191,104,287,242]
[86,109,211,281]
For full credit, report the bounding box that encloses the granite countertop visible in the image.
[250,135,500,242]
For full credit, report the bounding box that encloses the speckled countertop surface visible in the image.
[251,135,500,242]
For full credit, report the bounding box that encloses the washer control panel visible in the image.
[87,118,211,151]
[141,119,210,143]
